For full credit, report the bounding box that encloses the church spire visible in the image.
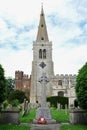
[36,5,49,42]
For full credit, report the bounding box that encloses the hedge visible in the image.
[47,96,68,109]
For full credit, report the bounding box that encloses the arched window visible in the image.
[43,49,46,59]
[58,91,64,97]
[39,49,42,59]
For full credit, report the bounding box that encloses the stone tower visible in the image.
[15,71,23,91]
[30,6,54,103]
[15,71,30,99]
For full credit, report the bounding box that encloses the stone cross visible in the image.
[38,73,49,107]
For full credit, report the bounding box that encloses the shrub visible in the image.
[8,90,26,104]
[47,96,68,108]
[74,99,78,108]
[0,64,6,103]
[11,99,20,107]
[3,100,9,109]
[75,62,87,109]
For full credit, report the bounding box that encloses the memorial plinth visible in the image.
[33,107,56,124]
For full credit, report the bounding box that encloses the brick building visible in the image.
[15,71,31,99]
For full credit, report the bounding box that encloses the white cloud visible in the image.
[0,0,87,78]
[0,49,32,77]
[53,44,87,75]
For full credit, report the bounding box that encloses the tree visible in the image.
[0,64,6,103]
[5,77,15,98]
[8,90,27,104]
[75,62,87,109]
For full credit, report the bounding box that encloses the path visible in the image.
[30,123,61,130]
[20,122,70,130]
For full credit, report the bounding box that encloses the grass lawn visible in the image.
[60,125,87,130]
[51,108,69,123]
[20,108,69,123]
[20,109,36,123]
[0,124,30,130]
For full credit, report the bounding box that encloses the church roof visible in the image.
[36,5,49,42]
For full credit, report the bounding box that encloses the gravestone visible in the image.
[70,109,87,125]
[0,110,20,124]
[33,72,56,124]
[57,103,61,109]
[22,99,28,117]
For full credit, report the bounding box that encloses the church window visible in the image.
[39,49,42,59]
[58,80,62,86]
[43,49,46,59]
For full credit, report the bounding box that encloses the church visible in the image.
[15,6,76,107]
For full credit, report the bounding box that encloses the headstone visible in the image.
[57,103,61,109]
[26,100,29,113]
[65,104,68,115]
[47,102,50,107]
[22,99,28,117]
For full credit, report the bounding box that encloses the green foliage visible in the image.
[8,90,26,104]
[47,96,68,108]
[60,125,87,130]
[3,100,9,109]
[74,99,78,108]
[76,62,87,109]
[11,99,20,107]
[0,125,30,130]
[0,64,6,103]
[5,77,15,98]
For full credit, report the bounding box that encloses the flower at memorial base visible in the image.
[37,116,47,124]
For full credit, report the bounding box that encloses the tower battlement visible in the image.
[55,74,76,79]
[15,71,23,79]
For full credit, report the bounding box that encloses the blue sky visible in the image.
[0,0,87,78]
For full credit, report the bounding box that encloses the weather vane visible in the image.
[41,1,43,8]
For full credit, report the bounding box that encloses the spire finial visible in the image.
[41,2,44,15]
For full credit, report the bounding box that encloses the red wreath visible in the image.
[37,116,47,124]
